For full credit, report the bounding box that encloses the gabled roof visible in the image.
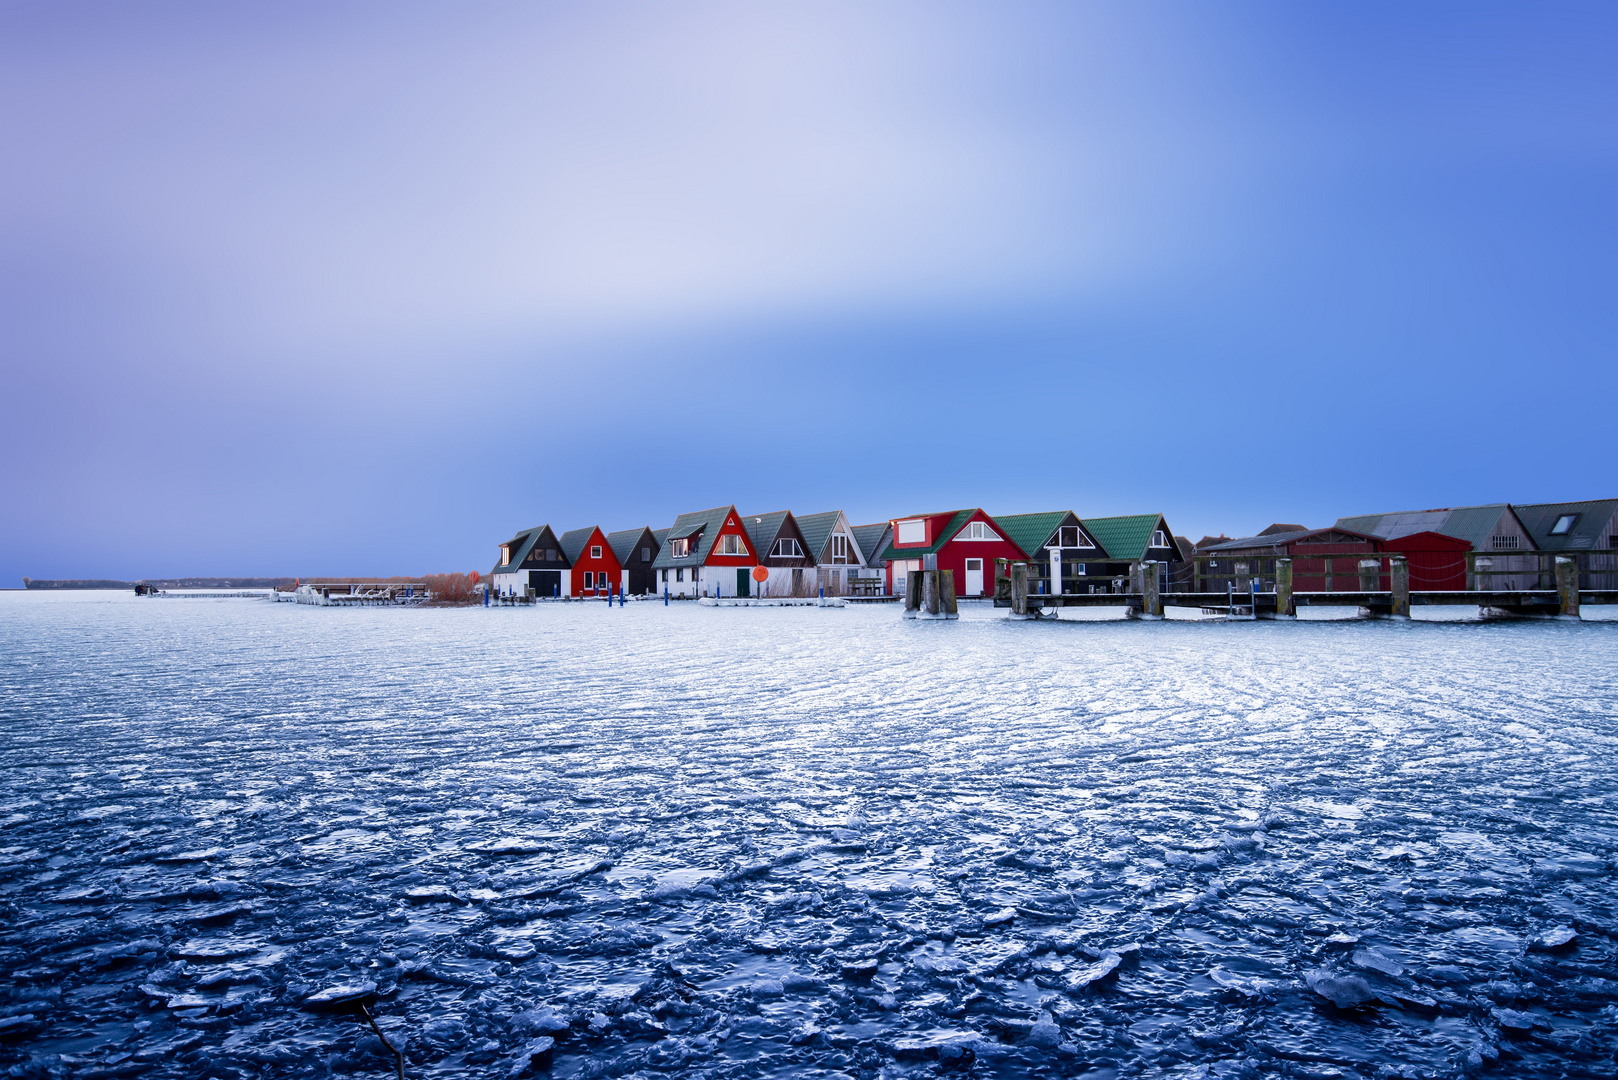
[880,510,976,559]
[794,510,845,563]
[559,526,604,564]
[994,512,1080,558]
[1259,523,1308,536]
[851,523,891,566]
[651,505,748,568]
[1080,514,1181,560]
[491,524,559,576]
[606,526,655,565]
[1335,503,1525,551]
[1201,526,1378,553]
[1513,498,1618,551]
[744,511,792,554]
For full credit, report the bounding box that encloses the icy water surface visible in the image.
[2,592,1617,1080]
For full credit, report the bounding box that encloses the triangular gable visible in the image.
[747,510,814,564]
[559,526,606,564]
[795,510,860,565]
[699,506,758,563]
[607,526,657,566]
[493,524,567,575]
[994,511,1096,558]
[1081,514,1179,561]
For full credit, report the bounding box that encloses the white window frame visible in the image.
[590,545,602,558]
[720,533,746,556]
[831,534,849,563]
[1152,530,1169,548]
[895,518,925,544]
[774,538,803,558]
[961,521,998,541]
[671,538,691,558]
[500,545,511,566]
[1491,535,1519,550]
[583,571,594,588]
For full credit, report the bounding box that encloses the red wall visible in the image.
[885,510,1029,597]
[702,509,760,567]
[1382,531,1471,591]
[569,528,623,595]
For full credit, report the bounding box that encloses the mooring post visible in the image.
[905,570,923,616]
[1556,556,1579,618]
[1010,562,1029,618]
[939,568,958,616]
[1391,557,1409,618]
[994,558,1011,607]
[1275,558,1293,617]
[1142,560,1162,618]
[922,570,941,616]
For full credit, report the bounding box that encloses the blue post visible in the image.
[483,589,489,607]
[554,583,558,599]
[820,586,824,599]
[664,585,669,606]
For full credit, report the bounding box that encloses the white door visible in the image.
[965,558,984,596]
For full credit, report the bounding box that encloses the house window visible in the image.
[1550,514,1578,536]
[1152,530,1169,548]
[1491,535,1520,550]
[660,569,667,583]
[720,534,745,555]
[583,571,594,588]
[773,538,803,558]
[591,545,602,558]
[546,549,557,561]
[831,535,849,563]
[1056,526,1086,548]
[676,568,684,582]
[671,538,691,558]
[962,521,997,541]
[642,546,651,562]
[500,545,510,566]
[896,518,925,544]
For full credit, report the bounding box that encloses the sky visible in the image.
[3,1,1615,582]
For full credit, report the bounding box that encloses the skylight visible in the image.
[1550,514,1578,536]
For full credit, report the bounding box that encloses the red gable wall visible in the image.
[569,527,623,595]
[703,508,760,567]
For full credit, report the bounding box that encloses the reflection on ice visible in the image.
[1,593,1616,1077]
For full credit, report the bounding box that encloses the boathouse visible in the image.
[744,511,817,597]
[880,509,1028,598]
[608,526,664,596]
[651,505,761,598]
[1076,514,1188,593]
[995,511,1108,596]
[1199,526,1383,593]
[795,510,871,596]
[490,524,570,598]
[1336,503,1536,588]
[560,526,623,598]
[1378,530,1473,591]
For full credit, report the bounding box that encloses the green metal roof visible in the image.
[1512,499,1618,551]
[993,512,1075,558]
[1080,514,1180,561]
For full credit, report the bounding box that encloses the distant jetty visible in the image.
[22,577,296,590]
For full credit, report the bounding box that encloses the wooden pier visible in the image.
[998,553,1617,620]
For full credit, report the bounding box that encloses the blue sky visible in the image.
[3,2,1615,581]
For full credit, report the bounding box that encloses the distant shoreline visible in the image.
[21,577,297,590]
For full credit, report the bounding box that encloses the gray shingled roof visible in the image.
[606,526,653,565]
[794,511,843,564]
[743,511,793,559]
[1336,503,1518,550]
[651,505,747,569]
[851,523,891,566]
[490,524,565,577]
[559,527,600,564]
[1513,499,1618,551]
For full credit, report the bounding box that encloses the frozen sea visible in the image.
[2,591,1617,1080]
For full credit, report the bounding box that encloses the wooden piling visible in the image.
[939,569,958,616]
[1390,556,1410,618]
[1010,562,1029,618]
[994,558,1011,606]
[923,570,940,616]
[1142,560,1162,618]
[1275,558,1294,617]
[1555,556,1580,618]
[904,570,923,616]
